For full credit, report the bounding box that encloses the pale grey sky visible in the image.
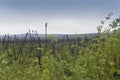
[0,0,120,34]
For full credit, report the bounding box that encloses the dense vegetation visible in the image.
[0,15,120,80]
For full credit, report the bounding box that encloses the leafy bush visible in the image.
[0,15,120,80]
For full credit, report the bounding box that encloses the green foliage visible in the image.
[0,15,120,80]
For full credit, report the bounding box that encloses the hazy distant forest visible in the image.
[0,13,120,80]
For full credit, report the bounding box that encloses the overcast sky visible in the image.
[0,0,120,34]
